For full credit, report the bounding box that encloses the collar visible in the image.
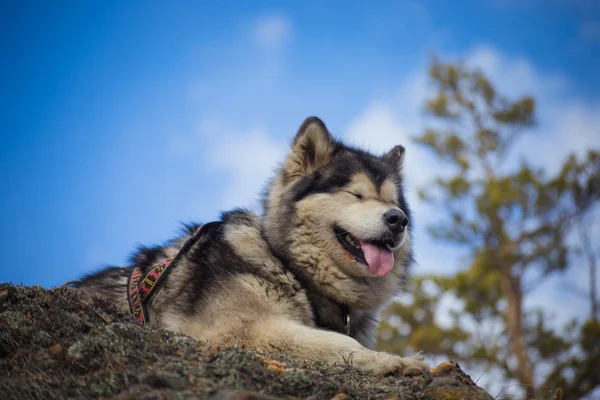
[286,266,354,337]
[287,269,353,336]
[345,311,351,335]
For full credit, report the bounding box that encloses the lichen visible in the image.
[0,283,493,400]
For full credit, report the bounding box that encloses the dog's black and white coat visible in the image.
[74,117,427,375]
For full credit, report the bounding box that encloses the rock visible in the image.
[330,394,350,400]
[427,361,493,399]
[49,343,63,355]
[143,373,187,390]
[0,283,494,399]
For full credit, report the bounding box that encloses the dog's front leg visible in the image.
[255,318,427,376]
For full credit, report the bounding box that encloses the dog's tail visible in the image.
[66,266,131,311]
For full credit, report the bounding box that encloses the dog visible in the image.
[72,117,427,376]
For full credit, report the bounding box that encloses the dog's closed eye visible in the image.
[344,191,363,200]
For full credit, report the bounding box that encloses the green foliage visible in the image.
[541,320,600,399]
[376,276,470,359]
[378,57,600,399]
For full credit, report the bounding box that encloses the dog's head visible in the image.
[262,117,413,307]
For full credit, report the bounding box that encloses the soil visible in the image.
[0,284,493,400]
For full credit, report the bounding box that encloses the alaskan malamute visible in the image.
[72,117,427,375]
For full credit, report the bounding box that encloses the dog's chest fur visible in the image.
[220,214,375,346]
[220,211,378,346]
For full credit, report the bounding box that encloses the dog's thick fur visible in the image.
[73,117,427,375]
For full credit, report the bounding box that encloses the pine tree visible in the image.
[377,58,600,399]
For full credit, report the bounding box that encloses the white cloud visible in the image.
[345,102,411,154]
[207,127,287,211]
[188,13,294,213]
[251,14,292,52]
[465,45,599,173]
[465,45,566,96]
[554,101,600,156]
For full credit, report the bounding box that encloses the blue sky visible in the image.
[2,0,599,395]
[2,0,599,300]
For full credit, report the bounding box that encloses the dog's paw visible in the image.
[394,354,428,376]
[352,351,428,376]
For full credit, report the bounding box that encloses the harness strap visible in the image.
[138,258,174,302]
[127,266,147,324]
[127,225,203,324]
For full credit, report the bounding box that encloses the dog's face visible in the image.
[263,117,412,306]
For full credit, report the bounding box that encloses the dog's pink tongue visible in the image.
[359,240,394,276]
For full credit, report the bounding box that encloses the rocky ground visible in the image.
[0,283,493,399]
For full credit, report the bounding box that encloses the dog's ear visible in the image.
[383,145,405,171]
[283,117,335,181]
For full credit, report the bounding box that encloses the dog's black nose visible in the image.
[384,209,408,232]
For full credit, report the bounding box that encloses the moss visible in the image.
[0,283,493,400]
